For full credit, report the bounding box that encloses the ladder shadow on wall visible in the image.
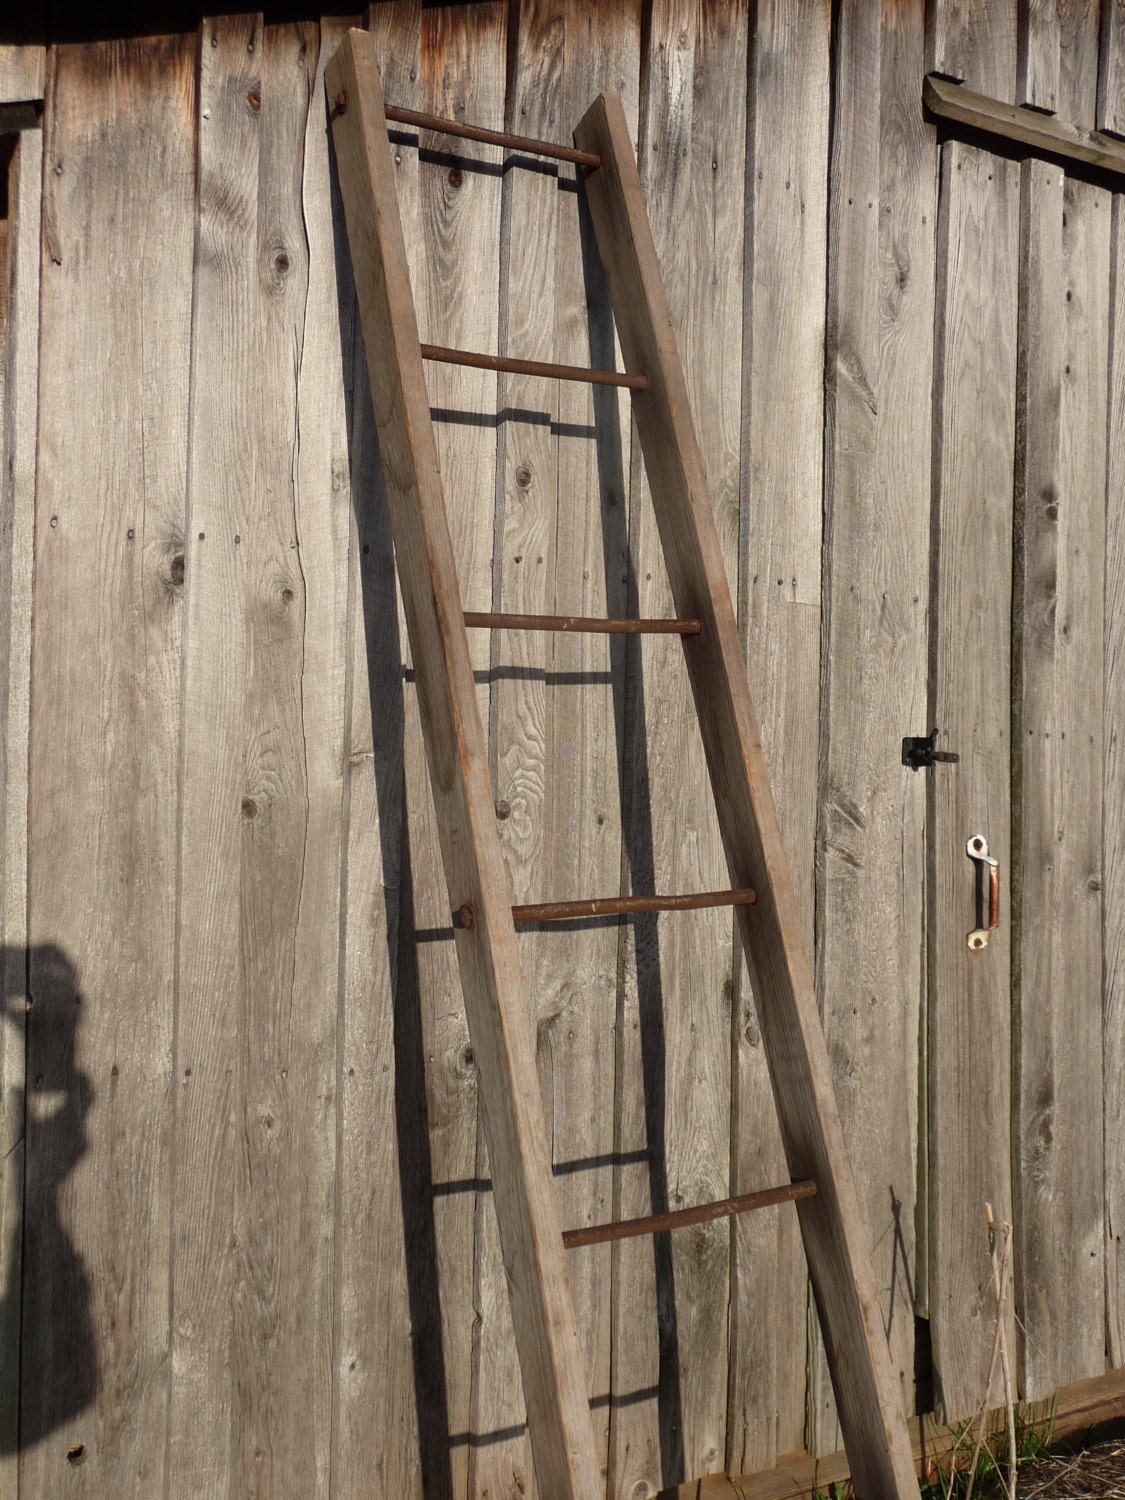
[575,179,687,1489]
[329,133,686,1492]
[1,943,97,1454]
[328,130,455,1498]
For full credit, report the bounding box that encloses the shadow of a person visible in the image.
[1,942,97,1453]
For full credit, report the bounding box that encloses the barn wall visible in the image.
[0,1,1121,1495]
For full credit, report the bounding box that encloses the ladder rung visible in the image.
[464,612,701,636]
[421,343,647,390]
[507,888,757,924]
[562,1180,818,1249]
[383,103,601,169]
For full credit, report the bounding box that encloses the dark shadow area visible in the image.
[1,941,97,1453]
[477,668,616,687]
[886,1184,915,1353]
[329,125,454,1500]
[576,174,686,1486]
[447,1383,662,1451]
[403,665,614,687]
[432,1149,652,1198]
[430,406,596,438]
[914,1314,935,1417]
[449,1381,665,1452]
[925,113,1125,196]
[389,142,572,186]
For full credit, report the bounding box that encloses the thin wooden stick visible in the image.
[963,1204,1012,1500]
[987,1205,1018,1500]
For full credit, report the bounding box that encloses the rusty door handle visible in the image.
[966,834,1000,951]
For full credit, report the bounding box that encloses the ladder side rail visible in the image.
[574,93,922,1500]
[326,33,602,1500]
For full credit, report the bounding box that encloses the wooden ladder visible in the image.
[326,29,921,1500]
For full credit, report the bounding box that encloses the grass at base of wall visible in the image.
[813,1400,1057,1500]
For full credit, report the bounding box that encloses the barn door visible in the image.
[926,130,1110,1420]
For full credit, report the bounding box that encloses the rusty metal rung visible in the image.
[508,887,756,924]
[421,343,647,390]
[562,1180,818,1249]
[464,612,701,636]
[384,103,601,168]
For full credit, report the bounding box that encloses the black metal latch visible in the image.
[902,728,960,771]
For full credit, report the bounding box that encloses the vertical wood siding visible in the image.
[0,0,1121,1494]
[0,121,41,1500]
[815,0,934,1456]
[927,135,1020,1423]
[1013,160,1109,1400]
[27,34,196,1499]
[733,0,829,1472]
[1106,189,1125,1374]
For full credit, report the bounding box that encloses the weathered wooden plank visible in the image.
[1017,0,1101,121]
[576,90,920,1500]
[0,146,13,1500]
[380,7,509,1496]
[813,0,935,1453]
[485,0,623,1491]
[490,8,645,1493]
[0,193,12,1496]
[814,0,882,1452]
[926,0,1017,100]
[323,10,425,1495]
[545,9,638,1490]
[228,24,333,1496]
[1055,0,1100,126]
[327,29,604,1499]
[729,0,829,1471]
[927,139,1019,1421]
[615,1,746,1485]
[380,7,510,1493]
[1013,161,1108,1400]
[608,0,668,1449]
[876,0,941,1355]
[925,73,1125,175]
[367,0,468,1485]
[1018,0,1061,113]
[1099,0,1125,137]
[0,45,44,103]
[25,33,195,1495]
[1104,192,1125,1370]
[168,16,261,1496]
[1017,0,1103,119]
[368,7,495,1493]
[0,123,40,1500]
